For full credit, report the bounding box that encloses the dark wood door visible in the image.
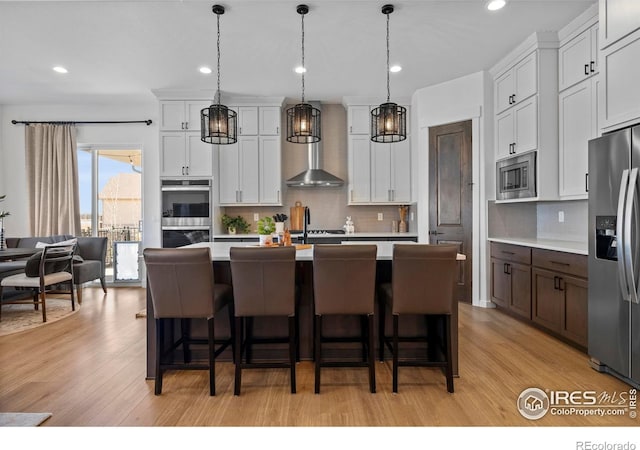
[429,120,473,302]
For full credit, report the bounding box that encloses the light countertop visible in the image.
[184,241,465,262]
[213,232,418,239]
[488,237,587,255]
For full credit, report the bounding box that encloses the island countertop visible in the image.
[183,241,465,261]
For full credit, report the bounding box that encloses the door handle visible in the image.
[585,173,589,193]
[624,168,640,304]
[617,169,631,301]
[428,230,444,235]
[584,64,589,76]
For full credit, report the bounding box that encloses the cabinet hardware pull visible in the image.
[185,166,189,175]
[350,126,352,133]
[501,250,515,255]
[277,126,279,134]
[584,64,589,76]
[181,122,184,130]
[181,166,185,176]
[554,276,559,290]
[558,277,565,291]
[185,122,188,130]
[505,263,511,275]
[277,190,280,203]
[551,261,570,266]
[512,94,516,103]
[512,143,516,154]
[585,173,589,192]
[350,190,353,203]
[239,127,242,135]
[590,61,595,73]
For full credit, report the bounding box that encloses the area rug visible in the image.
[0,412,52,426]
[0,297,79,337]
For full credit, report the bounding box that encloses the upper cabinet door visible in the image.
[600,0,640,49]
[238,136,260,203]
[514,96,538,155]
[160,133,187,176]
[185,133,213,177]
[348,105,371,135]
[514,51,537,105]
[349,135,372,204]
[559,30,592,91]
[259,136,281,204]
[160,101,186,131]
[259,107,281,135]
[391,138,412,203]
[185,101,210,132]
[218,142,240,204]
[496,109,515,160]
[237,106,259,136]
[495,71,515,115]
[494,51,536,114]
[371,143,392,202]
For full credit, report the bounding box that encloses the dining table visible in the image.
[0,247,39,261]
[145,241,466,379]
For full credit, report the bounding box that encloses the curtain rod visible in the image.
[11,119,153,126]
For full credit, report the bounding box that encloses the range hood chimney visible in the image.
[286,102,344,188]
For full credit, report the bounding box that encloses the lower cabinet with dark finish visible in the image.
[532,249,588,348]
[490,242,588,351]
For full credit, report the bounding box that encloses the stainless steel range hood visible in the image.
[286,102,344,188]
[286,142,344,187]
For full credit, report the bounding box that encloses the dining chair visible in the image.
[143,247,233,396]
[312,244,377,394]
[378,244,458,393]
[0,243,76,323]
[229,246,297,396]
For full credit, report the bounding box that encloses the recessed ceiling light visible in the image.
[486,0,506,11]
[199,66,212,74]
[295,66,306,74]
[390,65,402,73]
[53,66,68,74]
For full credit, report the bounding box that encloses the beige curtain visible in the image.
[25,124,81,236]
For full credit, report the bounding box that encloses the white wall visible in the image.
[411,71,492,307]
[0,102,161,249]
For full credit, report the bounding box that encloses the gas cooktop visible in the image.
[289,229,346,235]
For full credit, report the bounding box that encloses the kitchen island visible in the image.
[145,241,465,378]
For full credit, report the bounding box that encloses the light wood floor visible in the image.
[0,286,635,426]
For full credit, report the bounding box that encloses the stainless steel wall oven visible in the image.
[161,178,213,248]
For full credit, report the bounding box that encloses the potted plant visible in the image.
[221,214,249,235]
[256,216,275,246]
[0,194,9,250]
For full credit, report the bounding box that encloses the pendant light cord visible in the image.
[216,11,221,105]
[301,12,305,104]
[386,11,390,103]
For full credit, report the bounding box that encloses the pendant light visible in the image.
[201,4,237,145]
[286,4,321,144]
[371,4,407,143]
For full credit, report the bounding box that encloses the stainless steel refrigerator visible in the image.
[588,124,640,389]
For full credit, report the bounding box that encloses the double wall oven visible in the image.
[161,178,213,248]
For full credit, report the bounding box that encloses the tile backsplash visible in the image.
[217,103,416,234]
[488,200,588,242]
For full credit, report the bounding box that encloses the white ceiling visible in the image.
[0,0,596,106]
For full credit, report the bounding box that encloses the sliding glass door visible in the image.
[77,146,142,284]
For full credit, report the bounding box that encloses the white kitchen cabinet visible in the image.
[346,103,411,205]
[559,78,598,199]
[235,106,259,136]
[348,134,372,204]
[259,107,281,135]
[218,136,260,204]
[559,23,599,91]
[490,31,560,202]
[259,136,282,204]
[599,0,640,49]
[348,105,371,135]
[160,100,210,132]
[600,29,640,132]
[495,96,538,161]
[160,132,213,177]
[494,51,537,115]
[371,139,411,203]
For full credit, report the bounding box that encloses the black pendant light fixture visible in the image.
[201,4,237,145]
[286,4,321,144]
[371,4,407,143]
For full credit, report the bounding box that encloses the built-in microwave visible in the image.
[496,151,536,200]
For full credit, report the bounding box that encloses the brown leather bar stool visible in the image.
[378,244,458,393]
[143,247,233,396]
[229,246,297,396]
[312,244,377,394]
